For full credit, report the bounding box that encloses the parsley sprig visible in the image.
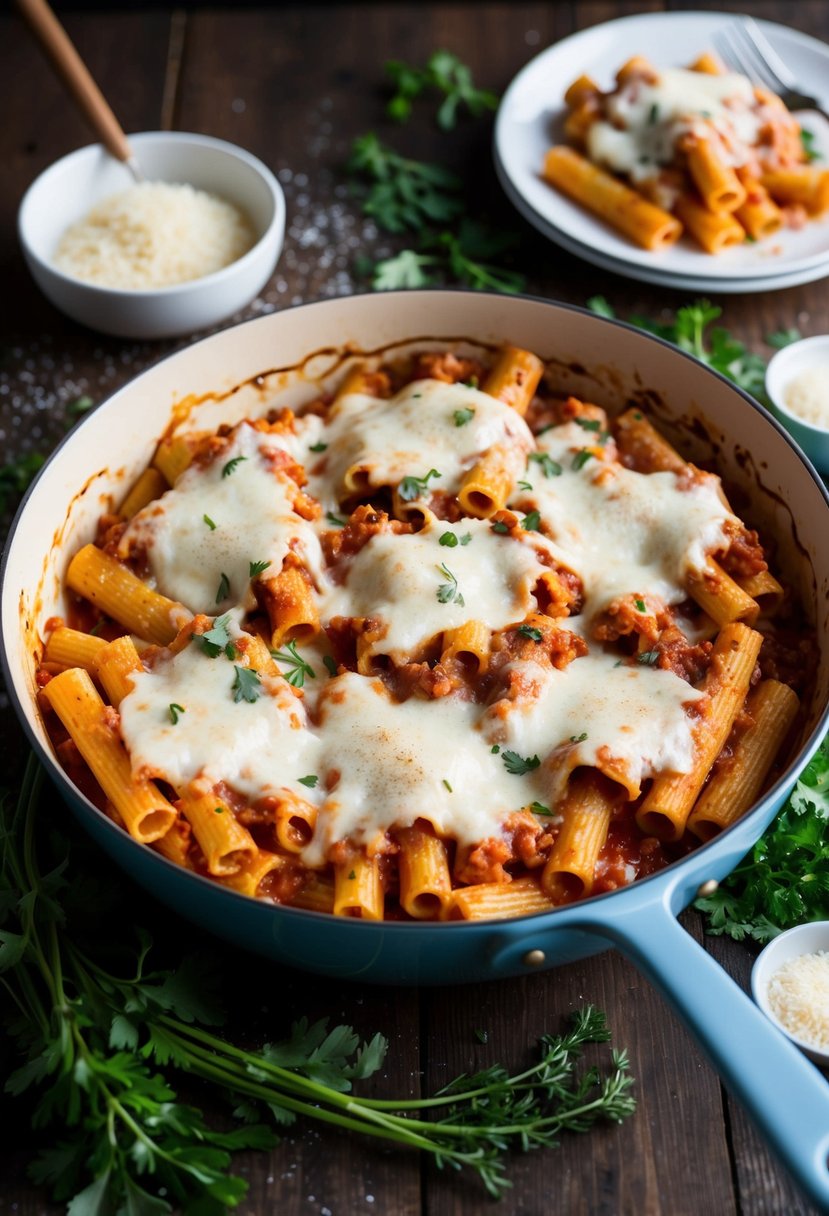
[1,762,635,1209]
[367,221,525,294]
[348,133,464,233]
[696,735,829,941]
[386,50,499,129]
[436,562,465,605]
[271,639,316,687]
[399,467,441,501]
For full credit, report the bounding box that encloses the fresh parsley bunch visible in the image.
[2,760,636,1209]
[696,736,829,942]
[385,50,499,129]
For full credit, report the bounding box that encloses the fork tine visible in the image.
[740,16,798,91]
[712,28,753,80]
[727,23,784,94]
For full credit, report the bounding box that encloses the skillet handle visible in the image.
[569,895,829,1210]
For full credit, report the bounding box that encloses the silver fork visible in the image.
[714,17,829,122]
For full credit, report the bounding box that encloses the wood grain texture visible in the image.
[2,3,828,1214]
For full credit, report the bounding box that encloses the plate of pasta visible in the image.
[494,11,829,291]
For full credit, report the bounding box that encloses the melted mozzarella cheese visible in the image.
[322,379,533,497]
[588,67,760,181]
[120,423,324,613]
[322,518,553,658]
[482,651,703,799]
[304,672,548,865]
[119,615,321,798]
[514,419,734,613]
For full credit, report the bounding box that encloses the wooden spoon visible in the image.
[15,0,142,182]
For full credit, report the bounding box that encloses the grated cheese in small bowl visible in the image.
[53,181,257,291]
[767,950,829,1054]
[752,921,829,1065]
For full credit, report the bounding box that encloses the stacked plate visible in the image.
[494,12,829,293]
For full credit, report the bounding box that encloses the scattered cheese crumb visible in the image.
[767,949,829,1051]
[53,181,256,290]
[784,365,829,429]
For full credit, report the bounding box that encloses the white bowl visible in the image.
[752,921,829,1066]
[766,336,829,475]
[17,131,286,340]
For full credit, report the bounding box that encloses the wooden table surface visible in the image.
[2,3,828,1213]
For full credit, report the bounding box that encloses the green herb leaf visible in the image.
[372,248,439,290]
[570,732,587,743]
[0,452,47,516]
[192,615,233,658]
[326,511,346,527]
[323,655,338,677]
[439,531,459,547]
[221,455,248,478]
[271,639,316,688]
[309,441,328,453]
[502,750,540,776]
[249,559,272,578]
[528,452,562,478]
[168,703,185,725]
[399,468,441,501]
[517,624,543,642]
[443,778,453,792]
[454,407,475,426]
[298,775,319,789]
[386,51,498,130]
[637,651,659,666]
[436,562,464,605]
[521,510,541,532]
[587,296,615,319]
[203,514,217,531]
[766,328,802,349]
[575,417,601,432]
[634,598,646,612]
[347,133,464,234]
[572,450,593,471]
[491,520,510,535]
[491,744,500,754]
[216,572,231,604]
[801,127,821,162]
[67,395,95,417]
[529,801,553,817]
[232,666,262,703]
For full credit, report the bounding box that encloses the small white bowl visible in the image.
[752,921,829,1066]
[766,335,829,475]
[18,131,286,340]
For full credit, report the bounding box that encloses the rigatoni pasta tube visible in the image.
[119,467,167,519]
[687,557,759,627]
[260,560,319,650]
[687,679,799,841]
[221,850,288,898]
[43,625,107,672]
[448,875,555,921]
[761,168,829,216]
[734,176,783,241]
[673,194,745,254]
[441,619,490,673]
[543,146,682,250]
[333,853,383,920]
[397,822,453,919]
[636,622,763,841]
[481,345,544,416]
[152,435,195,486]
[613,408,686,474]
[95,635,144,707]
[67,544,183,645]
[457,444,515,517]
[177,786,257,877]
[541,771,614,901]
[41,667,176,844]
[684,139,746,212]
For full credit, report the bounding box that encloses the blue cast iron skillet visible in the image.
[2,293,829,1205]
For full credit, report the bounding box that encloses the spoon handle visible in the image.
[16,0,139,175]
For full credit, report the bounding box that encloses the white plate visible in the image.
[495,11,829,291]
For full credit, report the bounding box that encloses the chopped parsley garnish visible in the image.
[326,511,346,527]
[309,441,328,452]
[215,572,231,604]
[214,806,224,814]
[502,750,540,776]
[298,775,319,789]
[491,744,500,754]
[168,703,185,724]
[459,532,472,545]
[203,514,217,531]
[570,732,588,744]
[529,801,553,817]
[462,376,479,388]
[517,624,543,642]
[192,615,233,658]
[801,128,820,162]
[528,452,562,478]
[648,103,659,125]
[474,1028,489,1044]
[88,619,106,637]
[443,778,453,792]
[453,407,475,427]
[232,666,262,703]
[323,655,338,677]
[517,479,533,492]
[634,598,646,612]
[521,510,541,532]
[271,639,316,687]
[439,531,459,547]
[491,520,510,535]
[638,650,659,666]
[399,468,441,501]
[436,563,464,605]
[249,559,272,578]
[572,450,593,471]
[221,455,248,478]
[348,869,356,881]
[575,417,601,432]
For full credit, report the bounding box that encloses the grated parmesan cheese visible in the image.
[783,365,829,429]
[767,949,829,1051]
[53,182,256,290]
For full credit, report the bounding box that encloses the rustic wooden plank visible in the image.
[424,911,736,1216]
